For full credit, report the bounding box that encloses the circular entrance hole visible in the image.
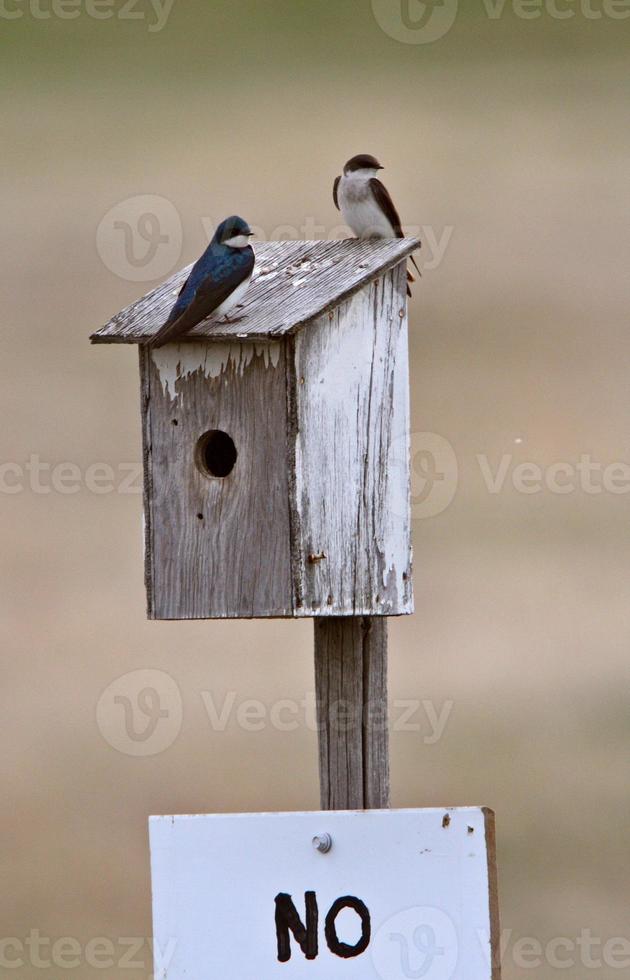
[195,430,238,478]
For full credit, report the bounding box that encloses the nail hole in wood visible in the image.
[195,429,237,479]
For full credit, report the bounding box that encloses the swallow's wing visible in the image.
[333,175,341,210]
[158,259,202,331]
[369,178,404,237]
[159,271,191,325]
[150,251,254,348]
[370,177,422,278]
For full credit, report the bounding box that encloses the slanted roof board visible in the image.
[91,238,420,344]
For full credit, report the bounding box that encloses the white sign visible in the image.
[149,807,499,980]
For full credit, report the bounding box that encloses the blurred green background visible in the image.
[2,1,629,977]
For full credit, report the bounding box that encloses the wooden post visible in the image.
[314,616,389,810]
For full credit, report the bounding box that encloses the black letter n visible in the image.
[275,892,318,962]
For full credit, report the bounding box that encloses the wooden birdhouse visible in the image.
[92,238,420,621]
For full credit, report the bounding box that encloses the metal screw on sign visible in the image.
[312,833,332,853]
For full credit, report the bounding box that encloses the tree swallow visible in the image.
[149,215,255,348]
[333,154,420,294]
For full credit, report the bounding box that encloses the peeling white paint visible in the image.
[152,341,281,404]
[292,271,412,615]
[253,264,279,282]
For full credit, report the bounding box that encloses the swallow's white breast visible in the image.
[214,270,253,317]
[338,172,396,239]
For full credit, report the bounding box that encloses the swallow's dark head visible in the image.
[343,154,384,175]
[214,215,254,248]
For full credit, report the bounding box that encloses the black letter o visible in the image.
[325,896,371,959]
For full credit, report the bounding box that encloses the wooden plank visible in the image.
[91,238,421,344]
[291,265,413,617]
[141,340,293,619]
[314,617,389,810]
[483,807,503,980]
[139,345,155,617]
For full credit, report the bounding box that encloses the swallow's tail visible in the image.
[146,313,188,349]
[406,246,422,297]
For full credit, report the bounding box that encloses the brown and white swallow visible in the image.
[333,153,420,295]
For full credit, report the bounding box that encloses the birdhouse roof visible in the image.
[91,238,420,344]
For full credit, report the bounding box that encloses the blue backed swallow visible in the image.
[149,215,255,348]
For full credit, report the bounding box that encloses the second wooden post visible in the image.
[314,616,389,810]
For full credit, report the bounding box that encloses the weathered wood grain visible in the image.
[291,264,413,617]
[131,246,413,619]
[314,617,389,810]
[91,238,421,344]
[139,263,413,619]
[141,341,293,619]
[139,345,155,616]
[483,807,503,980]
